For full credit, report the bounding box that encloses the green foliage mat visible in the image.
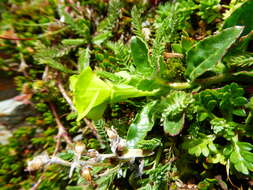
[1,0,253,189]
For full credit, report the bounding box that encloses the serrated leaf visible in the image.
[185,26,243,81]
[127,101,157,148]
[161,91,193,118]
[229,136,253,175]
[223,0,253,36]
[183,135,216,157]
[130,36,152,75]
[163,114,185,136]
[39,58,76,74]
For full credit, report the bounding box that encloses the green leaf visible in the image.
[72,67,112,121]
[78,47,90,72]
[160,91,192,136]
[136,138,161,151]
[66,186,87,190]
[111,84,158,103]
[185,26,243,81]
[229,136,253,175]
[39,58,76,74]
[233,97,248,106]
[160,91,193,118]
[163,114,185,136]
[223,0,253,36]
[71,67,158,120]
[232,109,246,117]
[127,101,157,148]
[62,39,86,46]
[93,31,112,46]
[183,135,216,157]
[130,36,152,75]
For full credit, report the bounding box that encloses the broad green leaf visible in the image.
[72,67,112,121]
[127,101,157,148]
[130,36,152,75]
[163,114,185,136]
[223,0,253,36]
[69,75,79,91]
[86,103,108,121]
[71,67,158,120]
[185,26,243,81]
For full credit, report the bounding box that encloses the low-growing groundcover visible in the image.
[1,0,253,189]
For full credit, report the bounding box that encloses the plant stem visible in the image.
[49,102,73,155]
[195,73,232,86]
[157,73,232,90]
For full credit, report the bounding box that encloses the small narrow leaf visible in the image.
[185,26,243,81]
[78,48,90,72]
[93,31,112,46]
[39,58,76,74]
[62,39,86,46]
[127,101,157,148]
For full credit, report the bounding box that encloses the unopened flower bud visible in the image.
[27,154,49,171]
[87,149,99,158]
[81,167,92,182]
[74,142,86,156]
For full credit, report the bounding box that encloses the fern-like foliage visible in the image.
[93,119,110,150]
[95,166,119,190]
[33,42,77,73]
[151,3,178,72]
[34,43,75,59]
[136,138,161,151]
[60,9,90,38]
[131,6,145,40]
[96,0,122,33]
[151,1,196,75]
[226,53,253,69]
[106,40,131,68]
[93,0,123,45]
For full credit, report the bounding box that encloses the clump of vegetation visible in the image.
[1,0,253,189]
